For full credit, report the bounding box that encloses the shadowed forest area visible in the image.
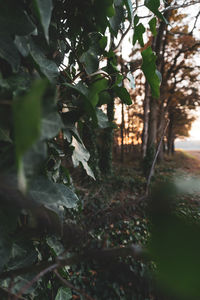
[1,0,200,299]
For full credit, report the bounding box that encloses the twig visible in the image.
[113,0,139,52]
[54,270,95,300]
[14,263,58,300]
[0,287,25,300]
[113,22,132,52]
[145,119,170,196]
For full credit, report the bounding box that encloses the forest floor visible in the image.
[70,150,200,299]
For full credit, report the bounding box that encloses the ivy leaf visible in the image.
[0,35,20,72]
[144,0,167,23]
[141,46,160,99]
[109,5,124,35]
[123,0,133,22]
[88,78,109,107]
[80,49,99,75]
[149,17,157,36]
[23,141,47,177]
[133,23,145,47]
[30,39,58,82]
[71,137,95,180]
[114,86,132,105]
[0,1,36,36]
[34,0,53,42]
[13,80,47,160]
[150,215,200,299]
[96,108,110,128]
[55,287,72,300]
[29,177,78,210]
[41,112,63,140]
[134,14,139,26]
[15,36,30,57]
[0,128,12,142]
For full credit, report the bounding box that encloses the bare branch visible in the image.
[54,270,95,300]
[13,263,58,300]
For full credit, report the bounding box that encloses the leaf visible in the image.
[13,80,47,160]
[149,215,200,299]
[55,287,72,300]
[15,36,30,57]
[123,0,133,22]
[141,46,160,99]
[23,141,47,177]
[71,137,95,179]
[134,14,139,26]
[99,36,107,50]
[88,77,109,107]
[98,90,112,105]
[30,39,58,82]
[29,177,78,210]
[34,0,53,42]
[41,112,63,140]
[149,17,157,36]
[0,209,19,271]
[109,5,124,35]
[0,1,36,36]
[0,35,20,72]
[0,128,12,142]
[133,23,145,47]
[0,232,12,272]
[144,0,167,23]
[96,108,110,128]
[7,241,38,271]
[80,49,99,75]
[114,86,132,105]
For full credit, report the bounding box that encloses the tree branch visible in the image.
[54,270,95,300]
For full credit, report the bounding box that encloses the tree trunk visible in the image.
[120,102,124,162]
[99,98,114,175]
[142,82,150,158]
[167,112,174,155]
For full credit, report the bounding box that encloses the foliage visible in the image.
[1,0,200,299]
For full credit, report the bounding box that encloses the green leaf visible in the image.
[134,14,139,26]
[55,287,72,300]
[123,0,133,22]
[41,112,63,140]
[23,141,47,177]
[99,36,107,50]
[0,128,12,142]
[0,1,36,36]
[13,80,47,159]
[71,137,95,179]
[88,78,109,107]
[149,215,200,299]
[80,49,99,75]
[0,232,12,272]
[109,5,124,35]
[0,35,20,72]
[144,0,167,23]
[0,209,19,271]
[149,17,157,36]
[30,39,58,82]
[96,108,110,128]
[98,90,112,105]
[133,23,145,47]
[114,86,132,105]
[34,0,53,42]
[29,177,78,210]
[15,36,30,57]
[141,46,160,99]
